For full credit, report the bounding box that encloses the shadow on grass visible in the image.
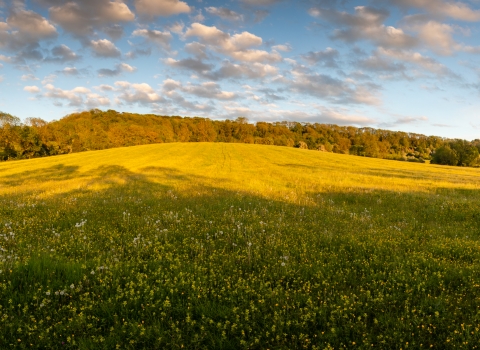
[1,160,480,349]
[0,163,81,186]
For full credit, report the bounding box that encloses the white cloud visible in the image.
[135,0,191,17]
[214,61,278,79]
[45,44,80,63]
[403,16,460,55]
[115,81,164,104]
[47,0,134,37]
[24,86,40,93]
[21,74,39,81]
[162,80,237,100]
[310,6,417,49]
[91,39,121,57]
[0,9,57,52]
[62,67,79,76]
[272,44,291,52]
[416,21,457,55]
[389,0,480,22]
[95,84,115,91]
[185,23,282,63]
[206,7,243,21]
[98,63,137,77]
[165,57,214,76]
[168,22,185,35]
[42,83,110,108]
[7,9,57,39]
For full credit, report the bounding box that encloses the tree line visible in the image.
[1,109,479,166]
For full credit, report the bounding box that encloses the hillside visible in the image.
[1,144,480,348]
[2,109,479,166]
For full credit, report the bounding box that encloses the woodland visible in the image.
[1,109,479,166]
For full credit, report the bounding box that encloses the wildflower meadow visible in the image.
[0,143,479,349]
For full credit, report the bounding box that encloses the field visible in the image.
[1,143,480,349]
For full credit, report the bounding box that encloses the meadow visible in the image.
[0,143,480,349]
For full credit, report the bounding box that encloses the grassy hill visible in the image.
[1,143,480,349]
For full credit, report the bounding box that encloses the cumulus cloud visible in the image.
[415,21,457,55]
[132,29,172,49]
[165,57,215,77]
[21,74,39,81]
[60,67,82,76]
[44,0,134,37]
[0,9,57,51]
[212,61,278,80]
[399,14,463,55]
[387,0,480,22]
[95,84,115,92]
[42,83,110,108]
[115,81,164,105]
[7,9,57,39]
[162,79,237,100]
[165,56,278,80]
[98,63,136,77]
[24,86,40,93]
[272,44,292,52]
[90,39,121,57]
[310,6,417,49]
[185,42,209,59]
[185,23,282,63]
[206,7,244,21]
[44,44,80,63]
[135,0,191,18]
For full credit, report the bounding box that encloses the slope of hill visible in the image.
[2,109,479,166]
[1,143,480,348]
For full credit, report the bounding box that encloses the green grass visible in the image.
[1,143,480,349]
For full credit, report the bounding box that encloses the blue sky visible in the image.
[1,0,480,140]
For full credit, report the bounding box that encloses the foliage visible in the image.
[431,145,459,166]
[1,109,479,167]
[1,143,480,349]
[431,140,479,167]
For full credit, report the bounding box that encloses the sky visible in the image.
[1,0,480,140]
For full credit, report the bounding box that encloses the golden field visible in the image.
[0,143,479,349]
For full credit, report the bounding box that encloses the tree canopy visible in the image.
[0,109,479,167]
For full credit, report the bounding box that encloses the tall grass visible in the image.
[0,143,479,349]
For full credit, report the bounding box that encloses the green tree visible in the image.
[431,145,459,166]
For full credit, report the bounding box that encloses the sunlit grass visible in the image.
[0,143,479,349]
